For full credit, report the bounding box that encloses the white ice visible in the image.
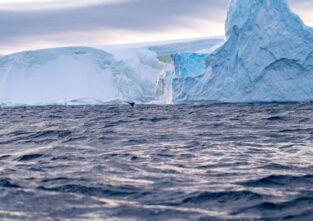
[1,0,312,106]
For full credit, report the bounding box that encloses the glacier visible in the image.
[1,0,313,106]
[0,38,221,106]
[162,0,313,103]
[0,46,173,106]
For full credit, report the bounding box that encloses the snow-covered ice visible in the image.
[0,47,165,106]
[0,39,220,106]
[1,0,313,106]
[163,0,313,103]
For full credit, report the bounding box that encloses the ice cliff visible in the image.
[0,39,220,106]
[165,0,313,103]
[1,0,313,106]
[0,47,165,106]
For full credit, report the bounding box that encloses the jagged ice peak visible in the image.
[225,0,306,38]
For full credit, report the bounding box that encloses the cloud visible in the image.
[0,0,135,10]
[0,0,227,32]
[0,0,313,54]
[0,0,228,54]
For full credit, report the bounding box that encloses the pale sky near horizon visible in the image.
[1,0,313,55]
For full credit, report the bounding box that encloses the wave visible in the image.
[239,174,313,188]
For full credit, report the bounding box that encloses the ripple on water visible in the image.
[0,103,312,220]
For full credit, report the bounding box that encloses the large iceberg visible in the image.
[0,47,167,106]
[164,0,313,103]
[1,0,313,106]
[0,39,221,106]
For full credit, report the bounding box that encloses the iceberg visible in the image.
[0,38,221,106]
[155,53,208,103]
[1,0,312,106]
[163,0,313,103]
[0,47,167,106]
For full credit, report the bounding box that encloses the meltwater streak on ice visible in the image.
[0,103,313,220]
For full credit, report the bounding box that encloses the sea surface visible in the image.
[0,103,313,221]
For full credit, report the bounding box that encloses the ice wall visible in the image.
[0,38,221,106]
[2,0,312,105]
[166,0,313,103]
[0,47,163,106]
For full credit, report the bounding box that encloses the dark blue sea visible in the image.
[0,103,313,221]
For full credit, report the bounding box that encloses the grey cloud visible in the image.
[0,0,228,44]
[1,0,313,53]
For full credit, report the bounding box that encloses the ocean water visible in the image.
[0,103,313,221]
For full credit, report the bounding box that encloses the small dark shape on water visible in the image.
[267,116,284,121]
[17,154,43,162]
[128,102,135,107]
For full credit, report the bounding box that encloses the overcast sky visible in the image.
[1,0,313,55]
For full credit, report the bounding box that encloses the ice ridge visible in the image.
[165,0,313,103]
